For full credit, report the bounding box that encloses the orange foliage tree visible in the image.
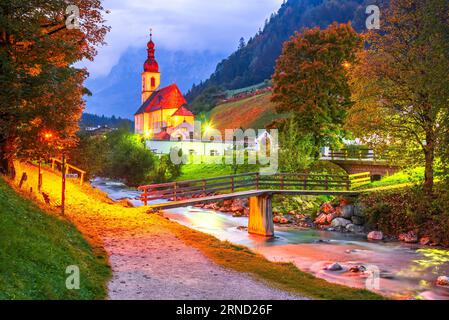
[347,0,449,194]
[0,0,109,177]
[271,22,362,156]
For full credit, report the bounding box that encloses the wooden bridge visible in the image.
[321,149,398,177]
[138,172,369,237]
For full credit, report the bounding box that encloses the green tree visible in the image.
[271,22,362,156]
[278,119,315,173]
[104,130,156,186]
[347,0,449,194]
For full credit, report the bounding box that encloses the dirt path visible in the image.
[105,223,301,300]
[15,163,303,300]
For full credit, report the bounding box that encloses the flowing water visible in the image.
[91,178,449,300]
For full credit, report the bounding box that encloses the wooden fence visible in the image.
[50,158,86,185]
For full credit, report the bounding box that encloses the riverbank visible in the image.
[10,162,382,300]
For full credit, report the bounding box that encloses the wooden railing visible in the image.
[138,172,368,205]
[50,158,86,185]
[348,172,371,189]
[325,149,389,161]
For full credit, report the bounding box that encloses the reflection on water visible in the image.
[92,178,449,300]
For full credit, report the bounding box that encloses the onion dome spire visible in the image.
[144,28,159,72]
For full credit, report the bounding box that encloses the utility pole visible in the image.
[61,153,66,216]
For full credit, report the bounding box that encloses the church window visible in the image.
[151,77,156,88]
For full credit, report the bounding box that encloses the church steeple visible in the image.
[141,29,161,103]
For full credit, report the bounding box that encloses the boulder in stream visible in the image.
[340,205,354,219]
[436,276,449,286]
[367,231,383,241]
[331,218,352,228]
[398,231,418,243]
[325,262,343,271]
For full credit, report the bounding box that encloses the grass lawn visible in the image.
[177,161,259,181]
[0,178,110,300]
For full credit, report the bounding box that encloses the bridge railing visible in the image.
[324,149,389,161]
[138,172,357,205]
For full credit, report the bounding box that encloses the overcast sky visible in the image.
[80,0,284,79]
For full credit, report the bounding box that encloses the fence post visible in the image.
[202,179,206,193]
[143,188,148,206]
[325,175,329,190]
[346,176,350,190]
[255,173,260,189]
[358,150,362,160]
[280,175,284,190]
[174,182,177,201]
[231,176,235,193]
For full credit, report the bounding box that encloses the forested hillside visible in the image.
[186,0,381,113]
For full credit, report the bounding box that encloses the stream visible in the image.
[91,178,449,300]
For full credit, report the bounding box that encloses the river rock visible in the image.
[331,218,352,228]
[326,262,343,271]
[346,224,364,233]
[351,215,365,226]
[315,213,328,225]
[326,213,336,224]
[436,276,449,286]
[340,205,354,219]
[280,217,289,224]
[353,203,365,217]
[349,265,366,273]
[420,236,431,246]
[321,203,335,214]
[399,231,418,243]
[367,231,383,241]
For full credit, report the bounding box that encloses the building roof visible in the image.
[153,131,171,141]
[171,106,194,117]
[135,84,187,115]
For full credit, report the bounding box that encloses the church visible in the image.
[134,32,195,140]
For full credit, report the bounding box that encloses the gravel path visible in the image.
[16,163,305,300]
[106,230,303,300]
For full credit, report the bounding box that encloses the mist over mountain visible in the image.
[84,48,226,118]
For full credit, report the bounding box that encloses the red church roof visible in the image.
[172,106,194,117]
[135,84,188,115]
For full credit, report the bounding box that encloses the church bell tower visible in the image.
[141,30,160,103]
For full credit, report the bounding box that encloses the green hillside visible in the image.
[209,92,286,131]
[0,178,110,299]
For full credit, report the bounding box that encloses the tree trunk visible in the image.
[423,132,435,195]
[0,136,16,179]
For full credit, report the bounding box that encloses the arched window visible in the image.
[151,77,156,88]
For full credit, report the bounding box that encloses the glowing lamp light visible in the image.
[144,130,152,139]
[204,123,214,134]
[43,132,53,140]
[342,61,351,70]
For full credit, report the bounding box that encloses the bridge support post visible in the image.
[248,194,274,237]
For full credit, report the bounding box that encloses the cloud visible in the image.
[78,0,283,78]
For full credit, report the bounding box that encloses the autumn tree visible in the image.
[347,0,449,194]
[0,0,109,177]
[271,22,362,157]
